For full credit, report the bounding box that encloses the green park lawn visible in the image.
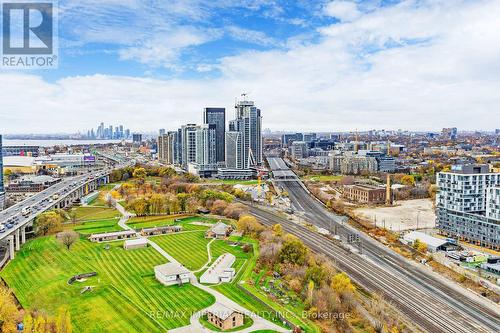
[0,236,215,333]
[127,215,232,232]
[154,232,209,270]
[153,230,250,272]
[69,206,121,221]
[88,195,109,207]
[98,183,118,191]
[69,219,124,235]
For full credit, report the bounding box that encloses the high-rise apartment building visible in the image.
[225,131,241,169]
[203,108,225,164]
[181,124,198,168]
[436,164,500,249]
[158,132,176,164]
[225,100,262,170]
[181,124,217,177]
[0,135,5,210]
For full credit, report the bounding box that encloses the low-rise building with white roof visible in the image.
[200,253,236,284]
[402,231,454,252]
[154,263,191,286]
[123,238,148,250]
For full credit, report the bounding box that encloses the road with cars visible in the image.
[263,156,500,333]
[0,168,113,241]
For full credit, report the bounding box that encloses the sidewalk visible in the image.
[109,187,289,333]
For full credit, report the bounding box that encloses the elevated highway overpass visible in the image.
[0,162,129,261]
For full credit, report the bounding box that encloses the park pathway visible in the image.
[192,239,215,274]
[108,186,289,333]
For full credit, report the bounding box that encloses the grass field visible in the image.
[154,231,211,270]
[69,219,124,235]
[127,215,230,232]
[70,206,121,221]
[303,174,343,182]
[0,237,215,333]
[99,184,119,191]
[153,230,250,272]
[88,195,109,207]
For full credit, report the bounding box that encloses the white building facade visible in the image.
[436,165,500,249]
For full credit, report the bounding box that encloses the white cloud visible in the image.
[1,0,500,133]
[324,1,361,22]
[226,26,280,47]
[118,27,222,69]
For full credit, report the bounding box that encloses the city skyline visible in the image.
[1,1,500,133]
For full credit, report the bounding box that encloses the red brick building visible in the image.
[343,184,386,204]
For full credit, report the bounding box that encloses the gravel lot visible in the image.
[354,199,436,231]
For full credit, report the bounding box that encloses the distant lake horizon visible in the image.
[2,139,129,147]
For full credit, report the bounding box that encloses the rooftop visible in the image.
[154,263,190,276]
[124,238,148,246]
[345,184,384,191]
[448,164,491,174]
[403,231,449,248]
[89,230,136,238]
[208,303,241,321]
[210,222,230,235]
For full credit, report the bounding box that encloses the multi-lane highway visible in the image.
[263,156,500,333]
[0,168,114,244]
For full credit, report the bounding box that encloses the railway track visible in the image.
[277,179,500,329]
[248,204,498,333]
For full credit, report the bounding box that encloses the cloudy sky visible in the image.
[1,0,500,134]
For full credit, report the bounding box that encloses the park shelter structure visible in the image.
[124,238,148,250]
[205,222,232,239]
[154,263,191,286]
[89,230,136,243]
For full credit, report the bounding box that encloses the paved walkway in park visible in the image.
[192,239,215,274]
[109,188,289,333]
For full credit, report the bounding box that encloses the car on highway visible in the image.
[22,207,31,217]
[6,223,14,229]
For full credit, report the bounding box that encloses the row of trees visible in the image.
[110,165,197,184]
[0,286,72,333]
[124,189,237,217]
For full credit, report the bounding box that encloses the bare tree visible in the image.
[57,231,79,250]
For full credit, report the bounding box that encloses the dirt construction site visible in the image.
[353,199,436,232]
